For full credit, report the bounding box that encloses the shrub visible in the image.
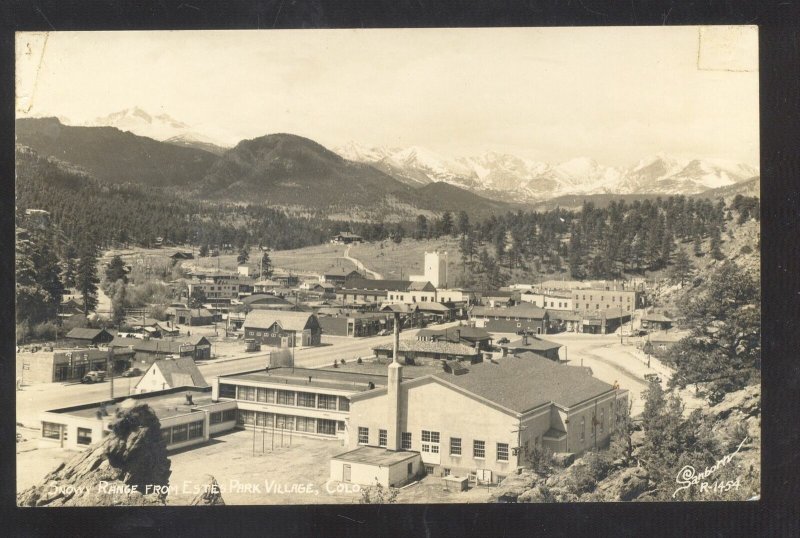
[739,245,753,255]
[32,321,59,341]
[568,451,613,495]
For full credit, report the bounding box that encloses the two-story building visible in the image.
[242,310,322,348]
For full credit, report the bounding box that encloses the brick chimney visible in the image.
[387,311,403,450]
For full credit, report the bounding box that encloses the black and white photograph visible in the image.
[14,26,762,508]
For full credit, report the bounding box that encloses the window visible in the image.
[337,421,345,431]
[401,432,412,450]
[210,411,224,424]
[222,409,236,422]
[188,420,204,439]
[297,392,316,408]
[219,383,236,398]
[162,427,171,444]
[171,424,188,443]
[42,422,61,440]
[599,409,605,434]
[77,427,92,445]
[473,440,486,459]
[358,427,369,444]
[237,386,256,401]
[277,390,295,406]
[318,394,337,410]
[443,468,451,477]
[296,416,316,433]
[497,443,509,462]
[421,430,440,453]
[257,388,268,402]
[317,419,337,436]
[450,437,462,456]
[424,465,434,475]
[580,417,586,443]
[379,429,387,447]
[338,397,350,411]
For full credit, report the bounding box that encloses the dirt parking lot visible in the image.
[167,429,362,505]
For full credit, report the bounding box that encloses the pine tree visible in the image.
[414,215,428,240]
[440,211,454,236]
[692,234,704,257]
[259,251,273,279]
[667,249,693,286]
[199,244,209,257]
[105,255,128,284]
[237,247,250,265]
[76,246,100,316]
[456,211,470,238]
[110,279,127,327]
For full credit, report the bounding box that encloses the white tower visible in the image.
[423,251,447,288]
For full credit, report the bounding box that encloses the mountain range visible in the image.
[15,110,759,220]
[333,142,759,202]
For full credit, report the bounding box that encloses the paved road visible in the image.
[542,332,672,416]
[342,245,382,279]
[16,323,456,429]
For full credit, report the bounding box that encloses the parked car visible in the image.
[644,373,661,384]
[121,367,142,377]
[81,371,106,384]
[377,329,391,336]
[497,337,510,344]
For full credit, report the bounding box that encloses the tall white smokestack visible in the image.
[386,311,403,450]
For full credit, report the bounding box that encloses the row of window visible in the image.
[583,304,632,311]
[578,406,612,444]
[575,295,633,302]
[162,420,204,445]
[209,408,237,424]
[237,409,342,435]
[219,384,349,411]
[42,423,93,445]
[357,428,508,462]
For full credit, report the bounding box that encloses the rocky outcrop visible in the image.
[17,404,171,507]
[189,475,225,506]
[492,384,760,503]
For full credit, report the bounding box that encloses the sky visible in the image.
[16,27,759,168]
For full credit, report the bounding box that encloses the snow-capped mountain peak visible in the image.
[333,143,758,201]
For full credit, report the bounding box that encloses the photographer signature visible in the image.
[673,436,749,498]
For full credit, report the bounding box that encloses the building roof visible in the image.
[505,337,562,352]
[323,268,361,278]
[220,367,387,393]
[373,339,480,356]
[642,313,673,323]
[430,356,615,413]
[45,387,214,420]
[407,281,435,291]
[417,327,492,341]
[482,290,518,298]
[243,310,316,331]
[470,304,548,319]
[150,357,208,388]
[110,337,191,354]
[546,310,582,322]
[379,303,419,314]
[331,446,418,465]
[242,294,293,307]
[334,232,363,239]
[584,308,632,320]
[416,302,452,313]
[65,328,110,340]
[346,279,412,292]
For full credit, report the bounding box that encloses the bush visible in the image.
[32,321,59,341]
[568,451,613,495]
[16,322,30,344]
[739,245,753,255]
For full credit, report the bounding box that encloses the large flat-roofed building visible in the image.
[372,339,481,365]
[16,347,135,384]
[571,285,643,314]
[39,387,236,451]
[212,367,390,442]
[344,355,627,485]
[469,304,551,334]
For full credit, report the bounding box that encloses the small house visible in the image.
[133,357,209,394]
[64,328,115,347]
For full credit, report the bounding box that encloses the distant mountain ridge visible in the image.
[334,142,758,201]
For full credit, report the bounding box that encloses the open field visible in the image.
[348,237,462,281]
